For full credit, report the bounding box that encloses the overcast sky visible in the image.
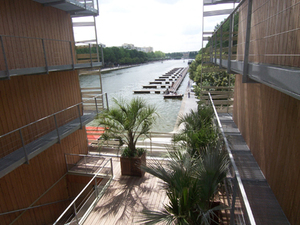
[74,0,234,53]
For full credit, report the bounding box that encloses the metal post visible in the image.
[110,158,113,177]
[95,177,98,197]
[220,25,223,68]
[99,69,104,108]
[53,115,61,143]
[214,33,217,64]
[65,154,69,172]
[105,93,109,110]
[150,132,152,153]
[95,97,99,114]
[242,0,253,83]
[89,43,93,67]
[0,35,10,79]
[77,104,82,129]
[73,203,79,225]
[210,39,213,63]
[227,14,233,73]
[69,41,75,70]
[41,39,49,74]
[84,156,87,174]
[19,130,29,164]
[93,16,100,62]
[230,176,238,225]
[101,44,104,66]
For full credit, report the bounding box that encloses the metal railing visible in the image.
[205,0,300,84]
[208,93,256,225]
[76,0,99,11]
[0,93,108,162]
[53,157,113,225]
[0,35,102,78]
[89,131,178,159]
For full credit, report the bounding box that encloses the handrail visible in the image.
[0,93,105,139]
[53,157,113,225]
[209,0,246,37]
[0,34,75,42]
[208,92,256,225]
[0,34,102,79]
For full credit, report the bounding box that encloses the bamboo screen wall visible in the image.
[0,0,76,71]
[233,0,300,224]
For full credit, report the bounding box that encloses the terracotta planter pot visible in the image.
[120,153,146,177]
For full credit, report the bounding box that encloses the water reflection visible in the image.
[79,60,189,132]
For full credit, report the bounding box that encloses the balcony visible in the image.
[208,94,289,224]
[202,0,300,100]
[0,35,102,80]
[32,0,99,17]
[0,94,107,179]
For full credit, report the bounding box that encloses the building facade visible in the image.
[0,0,102,224]
[203,0,300,224]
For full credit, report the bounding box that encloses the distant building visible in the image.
[141,47,153,53]
[122,43,153,53]
[122,43,135,50]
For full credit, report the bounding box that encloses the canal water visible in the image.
[79,60,190,132]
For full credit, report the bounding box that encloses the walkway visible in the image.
[172,81,198,132]
[219,113,289,224]
[83,157,168,225]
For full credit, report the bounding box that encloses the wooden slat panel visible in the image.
[233,73,300,224]
[0,0,75,70]
[0,1,85,224]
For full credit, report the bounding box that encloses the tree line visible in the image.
[76,45,198,67]
[76,46,165,67]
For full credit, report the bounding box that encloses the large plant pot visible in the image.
[120,153,146,177]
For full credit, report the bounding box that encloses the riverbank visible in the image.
[80,60,167,75]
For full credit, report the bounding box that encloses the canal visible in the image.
[79,60,190,132]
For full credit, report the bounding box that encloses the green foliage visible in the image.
[76,45,164,66]
[121,146,146,157]
[139,101,230,224]
[140,146,229,225]
[189,51,199,59]
[165,52,184,59]
[188,13,238,97]
[97,97,158,157]
[173,104,217,156]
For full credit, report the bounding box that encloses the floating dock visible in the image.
[163,67,188,99]
[134,67,188,99]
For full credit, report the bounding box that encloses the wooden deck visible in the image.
[83,157,169,225]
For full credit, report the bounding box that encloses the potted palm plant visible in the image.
[97,97,158,177]
[140,146,229,224]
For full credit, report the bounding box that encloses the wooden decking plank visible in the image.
[83,157,168,225]
[219,113,289,224]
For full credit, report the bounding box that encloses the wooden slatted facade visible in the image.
[0,0,92,224]
[0,0,75,71]
[0,130,88,225]
[233,0,300,224]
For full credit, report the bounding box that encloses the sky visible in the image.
[74,0,234,53]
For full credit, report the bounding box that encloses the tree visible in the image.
[97,97,158,157]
